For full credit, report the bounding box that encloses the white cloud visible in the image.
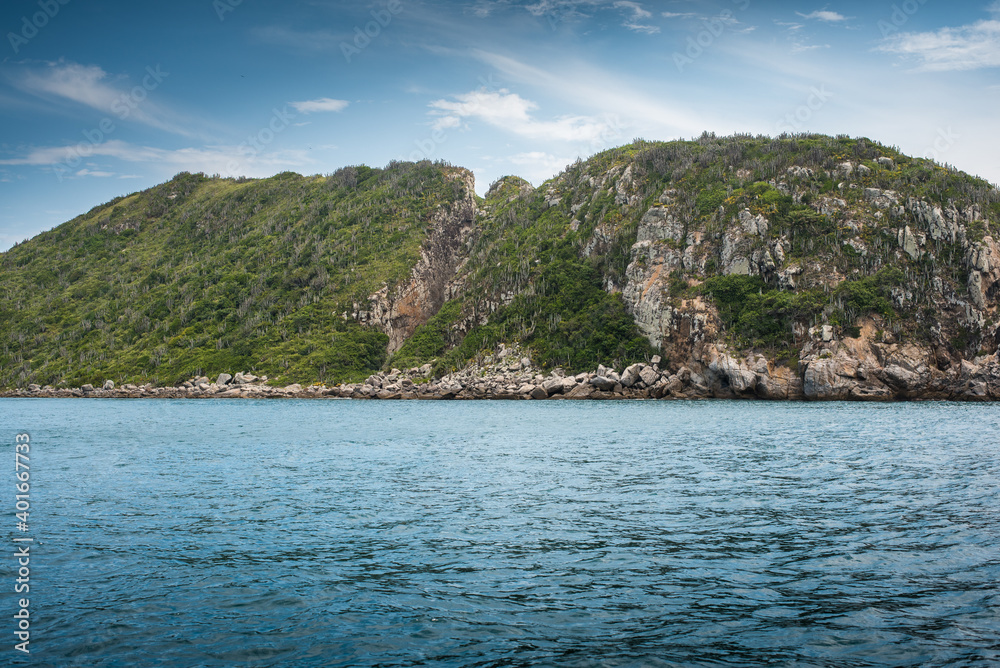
[429,88,618,143]
[624,22,660,34]
[289,98,349,113]
[614,1,658,32]
[524,0,587,20]
[613,1,650,19]
[662,11,697,19]
[792,42,831,53]
[469,50,709,137]
[0,139,312,178]
[431,115,463,131]
[19,62,113,109]
[11,61,194,137]
[879,19,1000,71]
[796,10,848,22]
[75,169,115,177]
[506,151,576,184]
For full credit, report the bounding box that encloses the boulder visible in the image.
[803,357,858,400]
[620,363,641,387]
[102,380,115,391]
[639,366,659,386]
[81,384,95,393]
[217,373,233,386]
[529,386,548,400]
[542,377,565,395]
[590,376,616,391]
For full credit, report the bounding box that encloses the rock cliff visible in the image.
[2,135,999,399]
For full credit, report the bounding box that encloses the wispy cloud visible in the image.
[10,61,192,137]
[796,10,849,22]
[613,1,650,19]
[470,49,707,136]
[429,88,618,142]
[776,20,804,31]
[289,98,349,113]
[614,0,659,33]
[879,18,1000,71]
[507,151,577,184]
[792,42,831,53]
[623,22,660,33]
[0,139,312,178]
[662,11,697,19]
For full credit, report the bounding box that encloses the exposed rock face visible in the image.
[354,169,478,351]
[8,343,1000,400]
[8,138,999,401]
[595,155,1000,401]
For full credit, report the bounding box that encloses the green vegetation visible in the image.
[700,275,825,349]
[1,133,995,388]
[0,162,469,387]
[399,242,655,375]
[700,267,906,351]
[389,299,464,371]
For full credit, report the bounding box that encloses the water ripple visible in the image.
[2,398,999,667]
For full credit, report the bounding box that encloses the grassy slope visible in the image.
[3,135,997,388]
[0,162,468,387]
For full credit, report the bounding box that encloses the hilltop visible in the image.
[2,134,999,399]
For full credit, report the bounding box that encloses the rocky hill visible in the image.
[3,134,1000,399]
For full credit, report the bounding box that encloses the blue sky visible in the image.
[1,0,998,250]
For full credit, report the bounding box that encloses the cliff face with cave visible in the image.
[2,135,999,398]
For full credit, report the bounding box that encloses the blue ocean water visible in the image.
[2,398,999,667]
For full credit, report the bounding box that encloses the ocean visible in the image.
[3,398,999,666]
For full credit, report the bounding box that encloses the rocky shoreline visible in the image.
[4,341,1000,401]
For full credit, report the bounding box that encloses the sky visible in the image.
[0,0,998,251]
